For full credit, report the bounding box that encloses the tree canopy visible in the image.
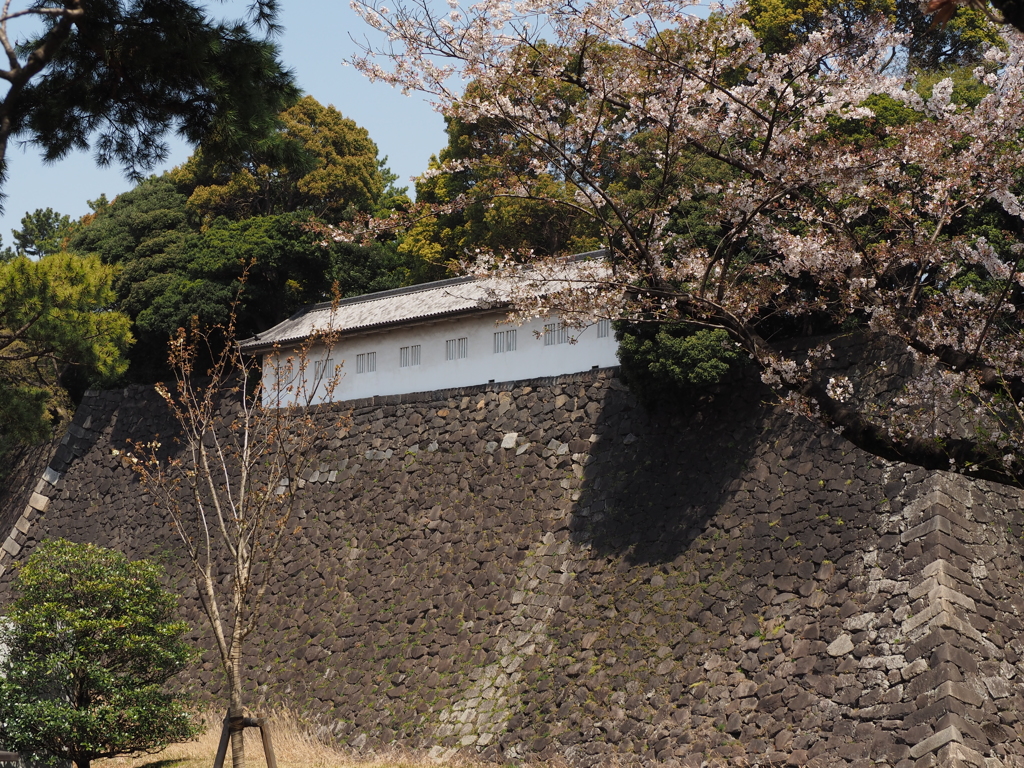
[172,96,387,225]
[394,0,1000,272]
[744,0,1001,67]
[0,0,297,203]
[400,112,602,269]
[350,0,1024,487]
[7,208,75,260]
[68,96,426,382]
[0,252,131,451]
[0,539,197,768]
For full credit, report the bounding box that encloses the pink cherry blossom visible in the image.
[345,0,1024,485]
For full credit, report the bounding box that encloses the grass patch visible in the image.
[95,710,506,768]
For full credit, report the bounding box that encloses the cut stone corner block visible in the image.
[910,725,963,760]
[27,491,49,513]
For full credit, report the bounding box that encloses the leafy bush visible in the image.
[0,540,198,768]
[617,324,745,408]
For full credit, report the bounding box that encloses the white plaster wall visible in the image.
[262,311,618,406]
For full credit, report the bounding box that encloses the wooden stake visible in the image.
[256,718,279,768]
[209,712,278,768]
[210,714,232,768]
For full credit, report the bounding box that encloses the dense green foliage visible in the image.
[69,177,192,267]
[0,253,131,450]
[128,213,413,348]
[68,95,427,381]
[743,0,1001,68]
[0,208,78,262]
[402,113,602,269]
[173,96,388,225]
[617,325,746,407]
[8,209,75,259]
[0,540,197,768]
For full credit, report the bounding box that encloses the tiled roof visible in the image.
[238,276,498,352]
[239,250,608,353]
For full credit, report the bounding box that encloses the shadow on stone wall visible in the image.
[5,370,1024,767]
[574,374,768,566]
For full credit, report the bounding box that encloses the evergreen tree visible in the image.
[401,112,602,271]
[0,1,297,202]
[9,208,76,259]
[70,161,424,381]
[0,540,198,768]
[173,96,386,225]
[0,253,131,451]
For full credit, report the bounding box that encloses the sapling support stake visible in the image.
[211,714,278,768]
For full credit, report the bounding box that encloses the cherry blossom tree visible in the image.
[350,0,1024,487]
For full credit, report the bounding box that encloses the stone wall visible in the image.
[3,369,1024,767]
[0,442,53,561]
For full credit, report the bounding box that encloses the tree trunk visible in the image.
[229,710,245,768]
[0,4,84,192]
[229,638,246,768]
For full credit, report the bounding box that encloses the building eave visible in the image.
[239,304,507,355]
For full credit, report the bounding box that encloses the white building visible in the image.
[240,259,619,407]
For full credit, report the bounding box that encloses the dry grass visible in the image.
[94,711,506,768]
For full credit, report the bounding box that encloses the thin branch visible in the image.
[1,6,71,23]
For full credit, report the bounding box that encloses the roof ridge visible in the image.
[291,274,479,318]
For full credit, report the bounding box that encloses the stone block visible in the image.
[903,599,957,635]
[906,662,963,700]
[902,658,929,681]
[27,491,49,512]
[934,680,984,708]
[935,742,988,768]
[920,504,971,531]
[930,648,977,682]
[902,516,953,544]
[903,696,966,729]
[934,713,990,748]
[920,530,974,561]
[827,634,855,657]
[929,584,976,612]
[983,677,1013,699]
[909,725,963,759]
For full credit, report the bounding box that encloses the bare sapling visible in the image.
[123,282,346,768]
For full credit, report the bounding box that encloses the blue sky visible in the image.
[0,1,448,240]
